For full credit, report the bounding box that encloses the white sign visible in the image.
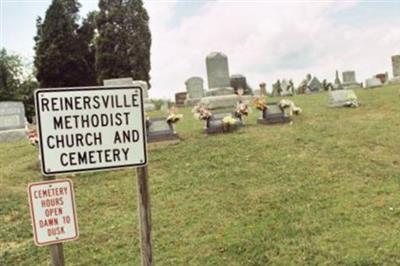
[35,85,147,175]
[28,179,78,246]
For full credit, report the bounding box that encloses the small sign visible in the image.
[35,85,147,175]
[28,179,78,246]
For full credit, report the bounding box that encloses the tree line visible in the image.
[0,0,151,120]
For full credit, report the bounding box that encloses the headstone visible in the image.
[200,94,251,110]
[328,90,359,108]
[392,55,400,77]
[375,73,388,84]
[103,78,155,111]
[390,55,400,84]
[230,74,252,95]
[280,79,294,96]
[200,52,242,108]
[257,103,291,125]
[342,71,362,89]
[147,117,179,143]
[333,70,344,90]
[0,101,27,143]
[175,92,187,107]
[184,77,204,106]
[272,80,281,96]
[205,111,243,134]
[206,52,231,89]
[259,82,267,96]
[306,77,323,93]
[365,78,382,88]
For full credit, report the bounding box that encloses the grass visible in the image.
[1,84,400,265]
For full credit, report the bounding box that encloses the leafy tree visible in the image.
[0,48,38,120]
[0,48,22,101]
[34,0,95,87]
[96,0,151,86]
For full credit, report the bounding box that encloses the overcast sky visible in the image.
[1,0,400,99]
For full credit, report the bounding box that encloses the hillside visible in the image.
[1,84,400,265]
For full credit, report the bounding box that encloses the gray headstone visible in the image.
[0,101,26,130]
[175,92,187,107]
[280,79,293,96]
[328,90,359,107]
[103,78,154,111]
[342,71,356,83]
[230,74,247,91]
[342,71,362,89]
[206,52,230,88]
[185,77,204,99]
[392,55,400,78]
[104,77,149,98]
[307,77,323,93]
[365,78,382,88]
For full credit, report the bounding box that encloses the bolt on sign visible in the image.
[34,85,148,176]
[28,179,78,246]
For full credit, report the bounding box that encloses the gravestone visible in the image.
[200,52,251,110]
[328,90,359,108]
[259,82,267,96]
[175,92,187,107]
[184,77,204,106]
[146,117,179,143]
[342,71,362,89]
[0,101,27,142]
[280,79,294,96]
[206,52,231,89]
[375,73,388,84]
[257,103,291,125]
[272,80,281,96]
[230,74,251,95]
[205,110,243,134]
[333,70,344,90]
[365,78,382,88]
[390,55,400,84]
[306,76,323,93]
[103,78,155,111]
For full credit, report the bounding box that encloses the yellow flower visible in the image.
[222,115,236,125]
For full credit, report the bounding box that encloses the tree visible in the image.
[77,11,98,86]
[96,0,151,86]
[34,0,95,87]
[0,48,22,101]
[0,48,38,120]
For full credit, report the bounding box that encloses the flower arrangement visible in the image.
[26,127,39,147]
[253,96,268,111]
[236,102,250,117]
[278,99,302,116]
[192,103,212,121]
[166,105,183,124]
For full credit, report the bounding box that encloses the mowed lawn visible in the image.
[1,85,400,265]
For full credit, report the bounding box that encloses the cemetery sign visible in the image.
[35,86,147,175]
[28,179,78,246]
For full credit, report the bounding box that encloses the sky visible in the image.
[1,0,400,99]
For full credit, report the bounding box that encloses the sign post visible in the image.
[34,84,152,265]
[136,166,152,266]
[43,175,65,266]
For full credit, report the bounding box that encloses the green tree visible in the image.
[34,0,95,87]
[0,48,22,101]
[0,48,38,120]
[96,0,151,86]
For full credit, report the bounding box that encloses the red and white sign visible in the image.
[28,179,79,246]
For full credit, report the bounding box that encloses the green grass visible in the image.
[1,85,400,265]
